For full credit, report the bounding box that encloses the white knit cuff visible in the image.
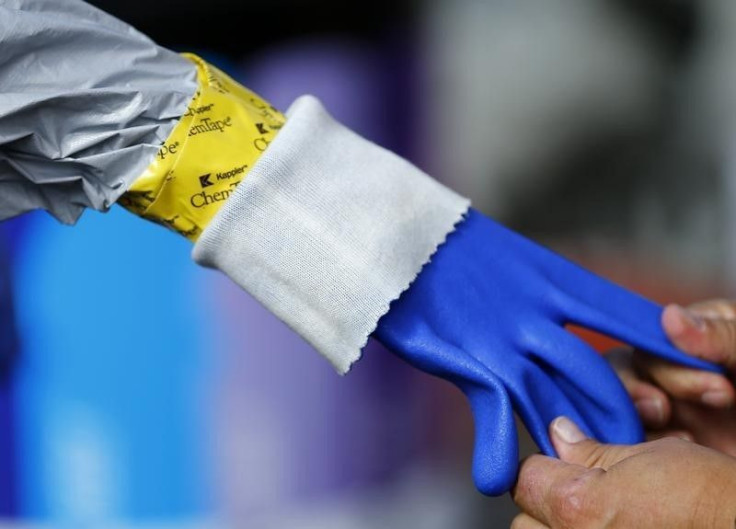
[192,95,470,374]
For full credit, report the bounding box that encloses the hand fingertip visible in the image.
[663,304,706,337]
[634,398,666,426]
[701,389,735,408]
[662,304,684,336]
[551,416,587,445]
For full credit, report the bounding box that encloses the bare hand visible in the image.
[512,416,736,528]
[612,301,736,455]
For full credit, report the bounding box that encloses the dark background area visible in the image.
[90,0,412,55]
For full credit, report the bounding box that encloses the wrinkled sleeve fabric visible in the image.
[0,0,197,224]
[193,96,470,373]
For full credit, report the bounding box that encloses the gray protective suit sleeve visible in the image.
[0,0,197,224]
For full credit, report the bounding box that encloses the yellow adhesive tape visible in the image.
[119,53,286,241]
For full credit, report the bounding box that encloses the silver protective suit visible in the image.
[0,0,197,223]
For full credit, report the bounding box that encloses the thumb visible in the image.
[549,416,639,470]
[662,304,736,370]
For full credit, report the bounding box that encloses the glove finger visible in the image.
[463,374,519,496]
[498,356,594,456]
[558,278,722,373]
[377,326,525,496]
[376,319,502,386]
[526,325,644,444]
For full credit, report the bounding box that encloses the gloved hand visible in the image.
[374,209,721,495]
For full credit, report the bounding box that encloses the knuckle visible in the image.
[715,299,736,318]
[643,363,703,398]
[549,470,603,528]
[704,319,736,365]
[722,323,736,367]
[582,443,617,469]
[694,299,736,319]
[651,436,691,457]
[657,436,687,450]
[665,371,704,397]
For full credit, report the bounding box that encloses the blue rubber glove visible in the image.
[374,209,720,496]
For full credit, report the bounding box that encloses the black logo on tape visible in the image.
[199,174,213,188]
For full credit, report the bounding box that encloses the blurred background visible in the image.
[1,0,736,526]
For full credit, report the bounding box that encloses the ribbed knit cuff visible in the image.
[193,96,469,374]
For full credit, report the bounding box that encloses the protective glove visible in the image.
[374,208,720,495]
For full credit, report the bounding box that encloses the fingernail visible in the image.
[674,305,706,332]
[702,390,733,408]
[635,399,664,424]
[552,416,587,444]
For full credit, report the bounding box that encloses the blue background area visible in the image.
[12,206,213,521]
